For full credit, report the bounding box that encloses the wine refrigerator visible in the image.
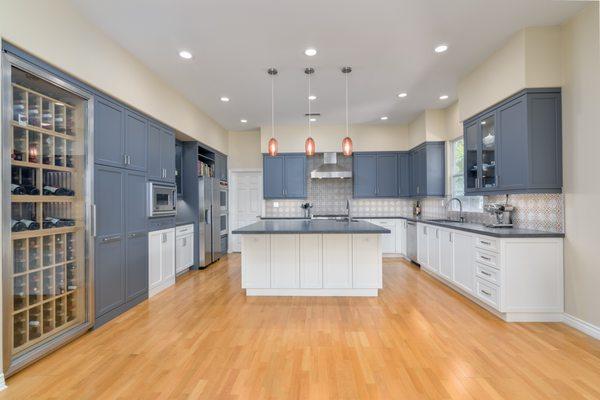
[2,52,94,375]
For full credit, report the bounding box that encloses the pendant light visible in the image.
[304,67,316,156]
[267,68,279,156]
[341,66,353,156]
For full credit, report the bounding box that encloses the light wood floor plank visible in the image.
[1,255,599,399]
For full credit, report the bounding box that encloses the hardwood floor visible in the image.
[2,255,600,399]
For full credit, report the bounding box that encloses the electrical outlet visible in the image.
[273,202,279,208]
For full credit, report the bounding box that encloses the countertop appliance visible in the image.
[148,182,177,217]
[198,175,222,267]
[483,203,514,228]
[406,221,418,263]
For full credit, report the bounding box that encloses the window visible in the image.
[450,137,483,212]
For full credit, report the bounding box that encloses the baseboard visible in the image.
[562,313,600,340]
[0,373,6,391]
[246,288,379,297]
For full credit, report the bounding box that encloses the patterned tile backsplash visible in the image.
[263,154,564,232]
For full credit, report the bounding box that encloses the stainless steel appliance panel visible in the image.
[211,179,222,261]
[198,177,213,267]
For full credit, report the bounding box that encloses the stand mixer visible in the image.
[483,202,514,228]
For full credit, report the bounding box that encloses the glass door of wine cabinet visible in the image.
[2,53,94,374]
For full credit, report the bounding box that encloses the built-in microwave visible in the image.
[147,182,177,217]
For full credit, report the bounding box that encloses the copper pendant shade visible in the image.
[267,67,278,156]
[342,136,353,156]
[305,137,316,156]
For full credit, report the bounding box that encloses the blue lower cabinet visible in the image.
[263,154,307,199]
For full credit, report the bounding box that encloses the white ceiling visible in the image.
[71,0,585,131]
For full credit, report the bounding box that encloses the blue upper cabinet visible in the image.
[397,152,411,197]
[353,153,378,198]
[147,123,175,183]
[410,143,445,197]
[124,110,148,172]
[376,154,398,197]
[215,153,228,182]
[464,88,562,195]
[263,154,306,199]
[95,97,125,168]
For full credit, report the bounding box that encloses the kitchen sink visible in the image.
[428,219,465,223]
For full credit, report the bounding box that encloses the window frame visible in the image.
[450,137,483,212]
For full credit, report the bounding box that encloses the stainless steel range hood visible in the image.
[310,152,352,179]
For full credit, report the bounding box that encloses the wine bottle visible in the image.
[20,219,40,230]
[11,219,26,232]
[43,186,74,196]
[11,184,25,195]
[61,218,76,227]
[43,217,65,229]
[23,185,40,195]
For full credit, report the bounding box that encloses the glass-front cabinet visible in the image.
[464,112,498,193]
[3,53,93,374]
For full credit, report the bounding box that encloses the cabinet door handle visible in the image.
[91,204,97,237]
[102,235,122,243]
[481,270,492,276]
[481,289,492,297]
[127,155,131,165]
[162,233,167,243]
[436,229,438,239]
[449,232,453,243]
[480,240,491,245]
[480,255,491,261]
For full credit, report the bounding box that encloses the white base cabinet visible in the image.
[417,222,563,322]
[241,233,382,296]
[368,218,408,257]
[175,224,194,275]
[148,228,176,297]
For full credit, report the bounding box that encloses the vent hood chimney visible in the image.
[310,152,352,179]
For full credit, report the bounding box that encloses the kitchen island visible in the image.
[232,220,390,296]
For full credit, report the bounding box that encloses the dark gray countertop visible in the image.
[233,219,390,234]
[176,220,195,227]
[256,215,563,238]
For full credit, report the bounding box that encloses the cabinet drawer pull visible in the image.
[480,240,491,245]
[102,235,121,243]
[481,289,492,296]
[481,270,492,276]
[480,255,491,261]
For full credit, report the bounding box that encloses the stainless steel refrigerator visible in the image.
[198,176,222,267]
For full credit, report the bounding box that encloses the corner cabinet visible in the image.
[263,154,307,199]
[410,142,445,197]
[464,88,562,195]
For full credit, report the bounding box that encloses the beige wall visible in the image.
[0,0,228,153]
[561,3,600,327]
[443,101,462,141]
[228,130,262,170]
[458,26,562,121]
[260,124,410,153]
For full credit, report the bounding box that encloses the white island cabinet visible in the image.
[235,219,388,296]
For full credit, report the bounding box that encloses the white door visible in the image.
[148,230,163,293]
[439,229,454,280]
[453,232,475,293]
[230,171,262,252]
[162,229,176,283]
[427,227,440,273]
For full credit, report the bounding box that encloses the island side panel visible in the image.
[241,235,271,288]
[323,234,353,289]
[271,234,300,288]
[352,234,383,289]
[300,235,323,288]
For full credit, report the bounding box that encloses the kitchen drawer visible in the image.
[176,224,194,236]
[475,236,498,253]
[474,249,499,268]
[475,262,501,286]
[148,217,175,231]
[475,278,500,309]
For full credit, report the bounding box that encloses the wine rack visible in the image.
[8,71,87,357]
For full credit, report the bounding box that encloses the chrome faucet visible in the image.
[446,197,465,222]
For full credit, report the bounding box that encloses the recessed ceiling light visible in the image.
[179,50,193,59]
[220,97,230,102]
[309,117,317,122]
[304,48,317,56]
[398,92,407,98]
[380,116,389,120]
[434,44,448,53]
[308,95,317,100]
[240,119,248,123]
[439,95,449,100]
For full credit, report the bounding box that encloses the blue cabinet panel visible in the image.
[497,97,528,191]
[376,154,398,197]
[147,123,162,181]
[124,110,147,172]
[161,128,176,183]
[353,154,377,198]
[284,155,306,198]
[263,156,285,198]
[94,98,124,168]
[397,152,411,197]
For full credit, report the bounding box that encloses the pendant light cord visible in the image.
[345,71,349,136]
[271,74,275,139]
[308,70,311,137]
